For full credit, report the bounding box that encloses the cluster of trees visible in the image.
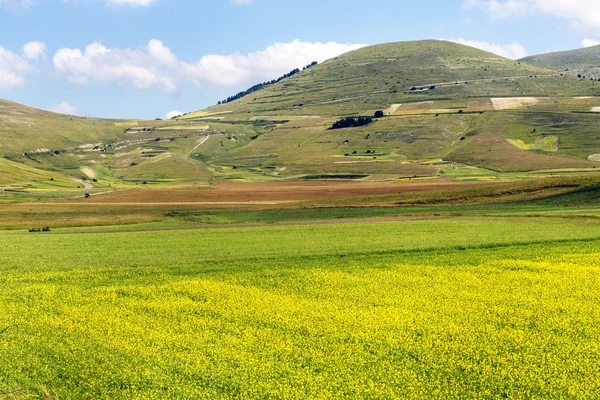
[331,116,373,130]
[577,74,600,81]
[28,227,51,232]
[218,62,318,105]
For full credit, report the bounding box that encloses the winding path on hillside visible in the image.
[71,178,93,189]
[183,135,210,165]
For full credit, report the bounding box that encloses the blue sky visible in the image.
[1,0,599,119]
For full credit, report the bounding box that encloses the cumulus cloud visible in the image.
[53,39,366,92]
[163,110,183,119]
[49,101,81,116]
[22,41,46,60]
[0,46,33,89]
[53,41,178,92]
[582,38,600,48]
[464,0,600,31]
[445,38,528,59]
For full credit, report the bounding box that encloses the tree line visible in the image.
[218,62,318,105]
[331,116,374,130]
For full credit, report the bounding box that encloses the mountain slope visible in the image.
[520,45,600,70]
[195,40,599,117]
[0,99,122,155]
[2,40,600,188]
[520,45,600,79]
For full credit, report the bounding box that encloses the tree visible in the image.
[374,110,385,118]
[331,116,373,130]
[217,62,318,105]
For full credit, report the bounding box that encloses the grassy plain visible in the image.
[0,176,599,398]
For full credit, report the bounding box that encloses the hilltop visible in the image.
[193,40,598,118]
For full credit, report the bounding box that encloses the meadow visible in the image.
[1,217,600,399]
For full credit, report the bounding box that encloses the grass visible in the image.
[507,136,559,152]
[0,218,600,398]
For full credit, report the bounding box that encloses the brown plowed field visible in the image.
[69,179,503,204]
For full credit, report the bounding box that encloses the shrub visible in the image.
[374,110,385,118]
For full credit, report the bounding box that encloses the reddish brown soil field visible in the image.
[70,179,503,204]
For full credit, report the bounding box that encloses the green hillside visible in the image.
[0,99,122,154]
[195,40,599,117]
[520,45,600,79]
[520,45,600,69]
[2,40,600,190]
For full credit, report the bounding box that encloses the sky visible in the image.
[1,0,600,119]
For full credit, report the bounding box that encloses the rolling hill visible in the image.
[194,40,599,117]
[2,40,600,191]
[520,45,600,80]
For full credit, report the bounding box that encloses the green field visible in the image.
[0,216,599,398]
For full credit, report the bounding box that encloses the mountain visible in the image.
[1,40,600,190]
[192,40,599,118]
[520,45,600,70]
[520,45,600,79]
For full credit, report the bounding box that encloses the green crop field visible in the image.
[1,217,600,399]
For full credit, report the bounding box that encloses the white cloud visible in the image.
[0,0,33,10]
[464,0,600,31]
[105,0,157,6]
[22,41,46,60]
[184,40,366,87]
[53,41,178,92]
[446,38,528,59]
[163,110,183,119]
[582,38,600,48]
[53,39,366,92]
[49,101,81,116]
[0,46,33,89]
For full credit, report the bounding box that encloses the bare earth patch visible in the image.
[383,104,402,115]
[491,97,540,110]
[80,167,97,179]
[74,180,503,204]
[588,154,600,161]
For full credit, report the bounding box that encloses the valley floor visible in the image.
[0,176,599,398]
